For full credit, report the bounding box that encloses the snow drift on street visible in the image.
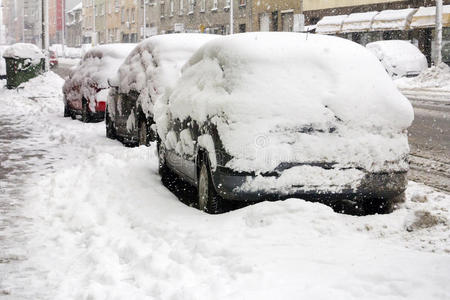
[0,72,449,299]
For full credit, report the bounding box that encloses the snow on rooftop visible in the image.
[411,5,450,28]
[161,32,413,173]
[342,11,379,33]
[3,43,44,60]
[316,15,348,34]
[372,8,418,31]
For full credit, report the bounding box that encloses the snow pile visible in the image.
[372,8,417,31]
[114,34,218,118]
[0,75,450,299]
[3,43,44,62]
[0,45,9,75]
[396,63,450,90]
[316,15,347,34]
[63,43,135,110]
[341,11,379,33]
[50,44,83,58]
[159,33,413,176]
[366,40,428,78]
[411,5,450,28]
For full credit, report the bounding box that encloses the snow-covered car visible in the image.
[155,32,414,214]
[63,44,135,122]
[106,34,219,146]
[366,40,428,78]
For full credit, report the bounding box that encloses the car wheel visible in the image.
[363,192,404,215]
[81,99,90,123]
[64,104,70,117]
[105,110,116,139]
[138,119,149,146]
[198,158,223,214]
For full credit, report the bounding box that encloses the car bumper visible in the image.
[211,166,407,202]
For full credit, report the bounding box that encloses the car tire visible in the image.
[105,110,116,139]
[64,104,70,117]
[198,157,223,214]
[81,98,91,123]
[363,192,405,215]
[138,118,149,146]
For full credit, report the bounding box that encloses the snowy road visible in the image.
[0,73,449,299]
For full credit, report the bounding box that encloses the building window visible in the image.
[132,8,136,22]
[179,0,183,14]
[200,0,205,12]
[239,0,245,6]
[115,0,120,12]
[239,23,246,32]
[188,0,194,14]
[121,7,125,22]
[161,2,165,17]
[170,0,174,16]
[127,8,130,22]
[212,0,217,11]
[224,0,230,9]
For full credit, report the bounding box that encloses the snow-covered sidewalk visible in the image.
[0,73,449,299]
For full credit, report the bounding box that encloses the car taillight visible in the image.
[95,101,106,112]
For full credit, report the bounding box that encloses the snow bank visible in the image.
[1,75,449,299]
[160,32,413,174]
[366,40,428,78]
[3,43,44,65]
[114,34,219,118]
[396,63,450,90]
[63,44,135,110]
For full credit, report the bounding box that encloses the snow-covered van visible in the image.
[155,32,414,214]
[366,40,428,78]
[63,44,135,122]
[105,34,219,146]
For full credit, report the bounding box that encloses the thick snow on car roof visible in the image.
[118,34,219,94]
[367,40,425,61]
[64,43,135,102]
[116,33,219,117]
[162,32,414,173]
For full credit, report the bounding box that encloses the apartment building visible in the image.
[49,0,64,44]
[67,2,83,47]
[105,0,122,43]
[120,0,139,42]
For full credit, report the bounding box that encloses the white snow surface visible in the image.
[115,34,219,117]
[341,11,379,33]
[411,5,450,28]
[0,73,450,299]
[160,33,414,174]
[372,8,417,31]
[2,43,44,61]
[396,63,450,90]
[63,43,135,110]
[366,40,428,79]
[316,15,348,34]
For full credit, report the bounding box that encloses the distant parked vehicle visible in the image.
[155,33,414,214]
[366,40,428,78]
[63,44,135,122]
[106,34,219,146]
[49,50,58,68]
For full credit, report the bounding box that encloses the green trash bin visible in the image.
[4,57,45,89]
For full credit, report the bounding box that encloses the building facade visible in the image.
[49,0,64,44]
[66,2,83,47]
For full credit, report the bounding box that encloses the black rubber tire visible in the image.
[362,193,405,215]
[157,140,178,185]
[198,157,223,214]
[105,110,116,139]
[64,104,70,117]
[138,118,149,146]
[81,99,91,123]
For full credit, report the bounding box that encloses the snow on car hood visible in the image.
[162,32,414,173]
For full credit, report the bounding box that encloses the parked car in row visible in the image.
[154,32,414,214]
[105,34,218,145]
[366,40,428,78]
[63,44,135,122]
[49,50,58,68]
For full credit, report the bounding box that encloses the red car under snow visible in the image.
[62,44,135,122]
